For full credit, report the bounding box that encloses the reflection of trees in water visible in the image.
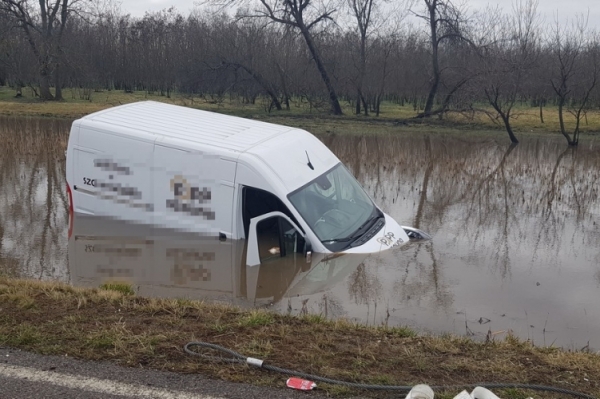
[348,262,382,305]
[458,143,518,277]
[326,134,600,280]
[0,256,19,277]
[317,293,345,320]
[344,242,453,323]
[347,260,385,325]
[0,118,70,281]
[392,241,453,313]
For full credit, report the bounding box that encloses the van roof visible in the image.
[79,101,296,152]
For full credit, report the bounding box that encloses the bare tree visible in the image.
[346,0,413,115]
[0,0,89,100]
[239,0,344,114]
[0,9,38,93]
[549,17,600,146]
[346,0,376,115]
[217,19,284,110]
[480,0,541,144]
[0,9,10,86]
[350,0,371,114]
[369,34,395,115]
[412,0,474,117]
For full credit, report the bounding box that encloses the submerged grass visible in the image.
[0,114,70,155]
[0,277,598,398]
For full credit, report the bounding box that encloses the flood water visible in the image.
[1,116,599,350]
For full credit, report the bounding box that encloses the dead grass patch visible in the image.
[0,277,598,398]
[0,115,70,155]
[2,87,600,147]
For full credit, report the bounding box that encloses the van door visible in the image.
[152,146,236,236]
[73,148,101,215]
[246,211,309,267]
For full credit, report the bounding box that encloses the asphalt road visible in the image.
[0,347,348,399]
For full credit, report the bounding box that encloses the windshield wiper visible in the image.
[322,214,380,244]
[322,236,354,244]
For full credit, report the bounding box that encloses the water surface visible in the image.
[1,116,598,349]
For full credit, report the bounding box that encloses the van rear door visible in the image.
[72,129,154,222]
[72,148,101,215]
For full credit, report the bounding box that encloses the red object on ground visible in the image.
[286,377,317,391]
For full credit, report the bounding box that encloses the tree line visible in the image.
[1,0,599,145]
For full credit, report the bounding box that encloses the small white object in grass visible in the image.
[405,384,435,399]
[246,357,263,367]
[452,391,472,399]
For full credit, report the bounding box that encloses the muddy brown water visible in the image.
[1,116,599,350]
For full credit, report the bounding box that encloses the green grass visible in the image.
[0,324,45,347]
[0,276,598,398]
[239,310,276,327]
[2,86,600,140]
[99,282,135,296]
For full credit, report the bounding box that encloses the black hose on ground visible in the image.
[183,341,597,399]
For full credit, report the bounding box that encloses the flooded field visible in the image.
[1,116,599,349]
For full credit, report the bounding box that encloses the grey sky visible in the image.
[469,0,599,27]
[119,0,599,29]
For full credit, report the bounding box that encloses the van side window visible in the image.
[242,187,303,238]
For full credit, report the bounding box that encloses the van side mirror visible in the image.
[401,226,432,240]
[246,211,307,267]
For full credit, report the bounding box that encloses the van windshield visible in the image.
[288,164,380,250]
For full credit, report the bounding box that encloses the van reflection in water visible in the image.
[68,215,368,308]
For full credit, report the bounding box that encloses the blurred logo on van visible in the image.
[166,175,215,220]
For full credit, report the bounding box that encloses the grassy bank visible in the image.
[0,278,598,399]
[2,86,600,139]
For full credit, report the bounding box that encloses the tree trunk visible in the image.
[276,63,291,110]
[423,2,440,117]
[423,72,439,116]
[39,66,54,100]
[501,114,519,144]
[358,34,367,116]
[54,64,63,101]
[557,96,575,145]
[234,63,282,111]
[539,100,544,123]
[486,87,518,145]
[283,93,290,110]
[299,26,343,115]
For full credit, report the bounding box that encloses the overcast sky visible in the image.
[118,0,599,29]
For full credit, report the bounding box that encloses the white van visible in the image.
[66,101,428,265]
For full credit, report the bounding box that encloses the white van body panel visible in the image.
[81,100,293,152]
[246,129,339,193]
[66,101,417,256]
[151,145,237,237]
[70,124,155,223]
